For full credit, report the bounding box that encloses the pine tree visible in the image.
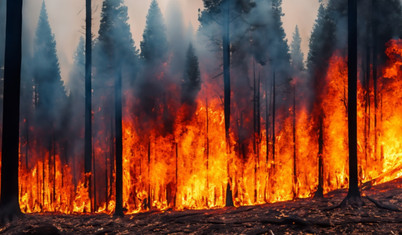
[181,43,201,105]
[341,0,363,207]
[307,4,335,77]
[141,0,168,64]
[69,37,85,98]
[33,1,67,125]
[166,0,186,75]
[84,0,93,212]
[269,0,291,70]
[96,0,138,217]
[290,25,304,72]
[0,0,23,221]
[199,0,256,208]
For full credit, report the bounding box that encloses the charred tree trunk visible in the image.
[109,118,114,204]
[364,23,370,165]
[175,143,178,208]
[147,140,151,210]
[92,146,97,211]
[342,0,363,206]
[114,68,123,217]
[205,97,209,207]
[264,76,270,202]
[371,0,378,162]
[293,84,297,199]
[314,116,324,198]
[271,71,276,172]
[0,0,23,220]
[85,0,93,212]
[24,119,29,170]
[253,60,257,203]
[223,0,233,208]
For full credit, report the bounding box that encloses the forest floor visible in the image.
[0,178,401,234]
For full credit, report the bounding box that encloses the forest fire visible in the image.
[13,39,402,215]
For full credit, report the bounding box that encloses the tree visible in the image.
[33,1,67,127]
[307,4,335,79]
[307,3,335,197]
[0,0,6,139]
[290,25,304,72]
[199,0,256,208]
[96,0,138,216]
[290,25,303,198]
[85,0,93,212]
[0,0,5,75]
[140,0,168,64]
[0,0,23,222]
[181,43,201,108]
[341,0,363,207]
[166,0,186,75]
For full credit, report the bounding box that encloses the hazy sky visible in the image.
[21,0,321,82]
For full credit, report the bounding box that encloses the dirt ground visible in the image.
[1,178,401,234]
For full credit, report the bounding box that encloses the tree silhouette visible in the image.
[341,0,363,207]
[85,0,93,212]
[141,0,168,64]
[96,0,138,216]
[0,0,23,222]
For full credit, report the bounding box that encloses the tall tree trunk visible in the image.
[114,68,123,216]
[364,28,370,166]
[371,0,378,162]
[147,139,151,210]
[253,60,257,203]
[272,71,276,172]
[293,84,297,199]
[85,0,93,212]
[109,118,114,204]
[205,97,209,207]
[222,0,233,207]
[0,0,23,218]
[342,0,363,206]
[264,77,270,202]
[314,115,324,198]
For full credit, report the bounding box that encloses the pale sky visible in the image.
[21,0,321,82]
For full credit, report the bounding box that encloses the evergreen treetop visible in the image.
[33,1,66,116]
[98,0,137,67]
[182,43,201,105]
[290,25,304,71]
[140,0,168,65]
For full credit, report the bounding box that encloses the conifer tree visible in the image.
[33,1,67,124]
[70,37,85,98]
[166,0,186,75]
[181,43,201,106]
[269,0,291,70]
[307,4,335,76]
[141,0,168,65]
[96,0,138,217]
[199,0,256,208]
[84,0,93,212]
[290,25,304,72]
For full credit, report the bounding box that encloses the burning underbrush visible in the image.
[2,39,401,214]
